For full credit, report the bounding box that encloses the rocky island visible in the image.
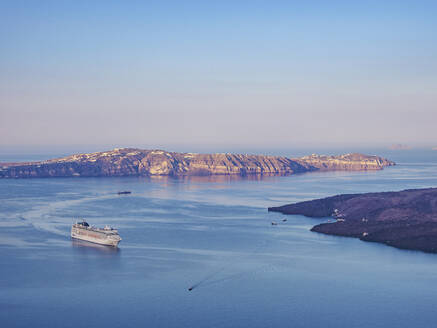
[0,148,394,178]
[269,188,437,253]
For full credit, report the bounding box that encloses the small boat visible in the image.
[271,222,278,226]
[117,191,132,195]
[282,219,287,222]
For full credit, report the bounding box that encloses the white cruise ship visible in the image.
[71,220,122,247]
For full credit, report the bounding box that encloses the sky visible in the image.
[1,0,436,153]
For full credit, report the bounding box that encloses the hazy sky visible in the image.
[1,0,436,151]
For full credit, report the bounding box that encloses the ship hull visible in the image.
[71,235,120,247]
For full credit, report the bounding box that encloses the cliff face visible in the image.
[0,148,394,178]
[293,153,395,171]
[268,188,437,253]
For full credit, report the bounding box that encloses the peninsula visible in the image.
[269,188,437,253]
[0,148,394,178]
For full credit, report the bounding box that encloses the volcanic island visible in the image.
[0,148,394,178]
[269,188,437,253]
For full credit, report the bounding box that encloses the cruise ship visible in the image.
[71,220,122,247]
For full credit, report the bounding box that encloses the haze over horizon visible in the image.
[1,1,436,151]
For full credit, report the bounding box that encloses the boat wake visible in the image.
[18,193,118,237]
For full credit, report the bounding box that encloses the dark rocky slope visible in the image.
[269,188,437,253]
[0,148,394,178]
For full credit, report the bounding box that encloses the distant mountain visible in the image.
[269,188,437,253]
[0,148,395,178]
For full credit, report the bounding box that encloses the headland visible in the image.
[269,188,437,253]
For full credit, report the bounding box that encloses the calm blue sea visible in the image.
[1,150,437,328]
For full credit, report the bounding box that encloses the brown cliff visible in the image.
[0,148,394,178]
[293,153,394,171]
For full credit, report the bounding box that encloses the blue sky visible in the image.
[1,0,436,152]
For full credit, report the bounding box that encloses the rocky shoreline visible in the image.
[0,148,394,178]
[268,188,437,253]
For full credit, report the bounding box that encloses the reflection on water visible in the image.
[143,173,281,184]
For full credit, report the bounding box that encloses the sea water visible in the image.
[1,150,437,328]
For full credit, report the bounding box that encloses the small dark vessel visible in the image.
[271,222,278,226]
[188,287,193,291]
[282,219,287,222]
[117,191,132,195]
